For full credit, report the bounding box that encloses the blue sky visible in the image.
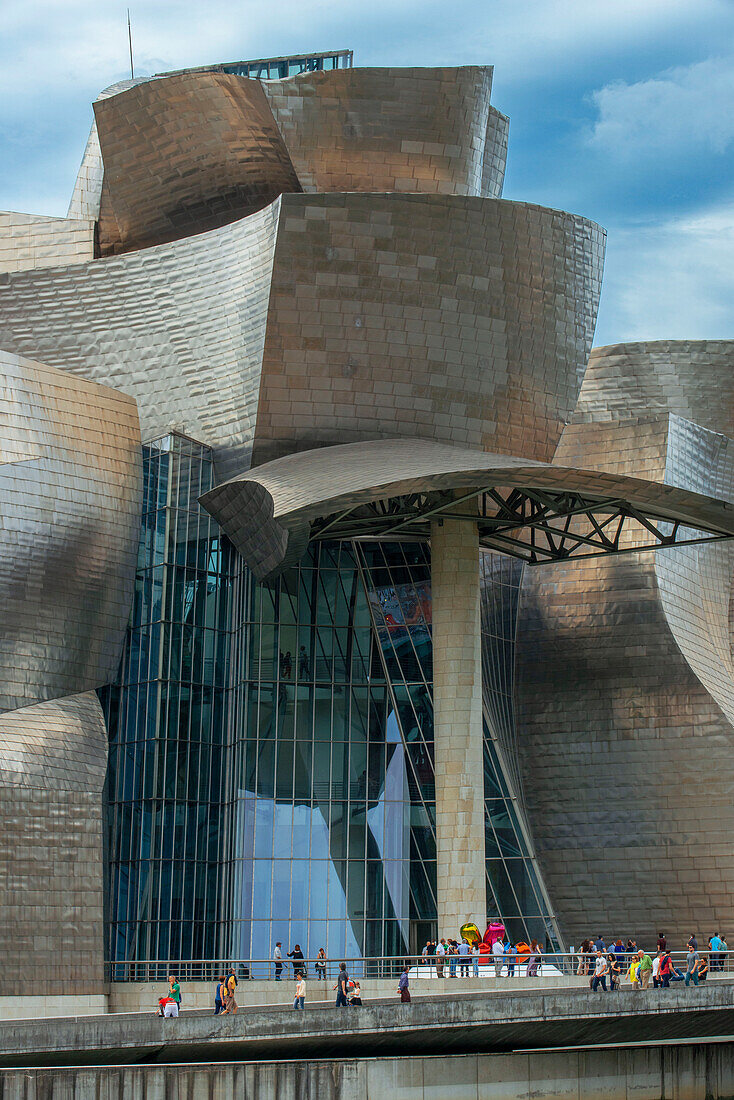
[2,0,733,346]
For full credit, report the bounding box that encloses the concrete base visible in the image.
[2,1042,734,1099]
[0,995,108,1021]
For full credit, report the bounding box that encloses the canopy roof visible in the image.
[200,438,734,580]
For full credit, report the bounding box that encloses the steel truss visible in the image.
[310,485,733,565]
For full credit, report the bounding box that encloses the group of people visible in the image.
[579,932,727,991]
[421,937,543,977]
[272,943,329,981]
[292,961,365,1010]
[278,647,310,679]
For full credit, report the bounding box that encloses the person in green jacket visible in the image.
[636,951,653,989]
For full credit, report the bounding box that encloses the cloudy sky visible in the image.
[2,0,733,346]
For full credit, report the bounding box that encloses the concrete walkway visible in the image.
[1,983,734,1068]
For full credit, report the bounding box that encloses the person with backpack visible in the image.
[214,974,225,1014]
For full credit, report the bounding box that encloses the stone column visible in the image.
[430,515,486,937]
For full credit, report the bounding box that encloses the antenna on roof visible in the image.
[127,9,135,80]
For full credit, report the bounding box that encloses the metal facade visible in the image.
[2,54,733,973]
[517,343,734,947]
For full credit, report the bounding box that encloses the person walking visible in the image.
[527,940,541,978]
[709,933,722,972]
[293,971,306,1009]
[273,942,283,981]
[687,933,698,951]
[472,942,480,977]
[637,950,653,990]
[685,945,700,987]
[165,974,181,1017]
[652,951,662,988]
[505,941,517,978]
[657,932,667,953]
[287,944,305,977]
[658,950,673,988]
[398,965,411,1003]
[591,951,608,991]
[214,974,225,1014]
[720,936,729,972]
[492,936,505,977]
[608,951,620,991]
[458,937,471,977]
[315,948,327,981]
[334,962,350,1007]
[435,939,446,978]
[448,940,458,978]
[223,968,238,1014]
[626,955,640,990]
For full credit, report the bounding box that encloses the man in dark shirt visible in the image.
[335,962,349,1007]
[688,933,698,951]
[657,932,666,952]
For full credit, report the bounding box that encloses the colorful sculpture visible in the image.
[460,922,481,945]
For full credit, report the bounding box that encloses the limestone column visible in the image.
[430,515,486,937]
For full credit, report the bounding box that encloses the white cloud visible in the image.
[588,55,734,161]
[594,202,734,345]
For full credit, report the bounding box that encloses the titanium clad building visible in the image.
[1,52,734,999]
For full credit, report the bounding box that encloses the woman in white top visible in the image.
[293,972,306,1010]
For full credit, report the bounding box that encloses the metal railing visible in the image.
[106,949,734,984]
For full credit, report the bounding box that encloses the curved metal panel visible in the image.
[576,340,734,433]
[0,691,107,792]
[0,691,107,995]
[0,203,280,481]
[0,212,95,274]
[253,193,605,466]
[263,66,499,197]
[94,72,301,253]
[0,351,142,713]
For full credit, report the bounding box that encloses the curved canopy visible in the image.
[200,438,734,580]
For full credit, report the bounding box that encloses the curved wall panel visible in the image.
[0,692,107,995]
[0,212,95,274]
[252,193,605,465]
[0,351,142,713]
[94,72,301,253]
[0,204,280,481]
[575,340,734,432]
[263,66,502,197]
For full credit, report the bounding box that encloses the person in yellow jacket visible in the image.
[222,967,238,1014]
[626,956,640,989]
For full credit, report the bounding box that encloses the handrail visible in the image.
[105,949,732,983]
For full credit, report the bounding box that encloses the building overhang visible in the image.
[200,438,734,580]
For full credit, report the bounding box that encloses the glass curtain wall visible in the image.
[226,540,435,968]
[102,433,236,967]
[480,552,563,950]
